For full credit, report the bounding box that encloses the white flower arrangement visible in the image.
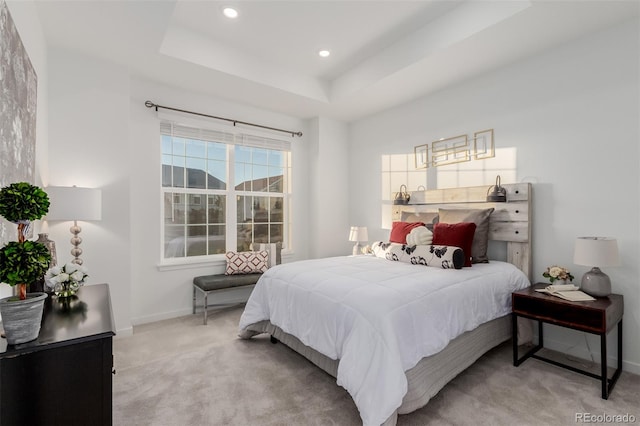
[542,265,574,283]
[45,262,89,296]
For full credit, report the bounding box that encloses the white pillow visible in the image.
[406,226,433,246]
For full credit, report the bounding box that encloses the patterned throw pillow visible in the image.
[372,242,464,269]
[225,251,269,275]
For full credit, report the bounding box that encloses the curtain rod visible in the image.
[144,101,303,138]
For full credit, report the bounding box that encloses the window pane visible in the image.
[270,197,283,222]
[268,167,284,193]
[208,225,226,255]
[237,223,253,252]
[208,142,226,161]
[161,136,172,154]
[253,148,268,165]
[186,194,206,224]
[270,224,283,243]
[207,195,226,224]
[269,150,284,167]
[236,146,251,163]
[235,162,250,191]
[172,157,185,188]
[207,160,226,190]
[253,196,269,223]
[165,192,186,224]
[164,225,185,258]
[186,225,207,256]
[162,156,172,187]
[254,224,268,244]
[186,157,206,189]
[251,165,268,192]
[237,196,251,223]
[173,138,186,156]
[186,139,206,158]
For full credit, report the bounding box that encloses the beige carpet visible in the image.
[113,306,640,425]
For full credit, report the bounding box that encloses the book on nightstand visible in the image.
[534,284,596,302]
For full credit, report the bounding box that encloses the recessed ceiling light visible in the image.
[318,50,331,58]
[223,7,238,19]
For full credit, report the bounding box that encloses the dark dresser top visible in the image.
[0,283,115,358]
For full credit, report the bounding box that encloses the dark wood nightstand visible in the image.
[512,283,623,399]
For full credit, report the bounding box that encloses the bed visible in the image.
[238,183,532,426]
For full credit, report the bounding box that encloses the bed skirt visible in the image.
[240,315,512,425]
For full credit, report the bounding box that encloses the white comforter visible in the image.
[238,256,530,425]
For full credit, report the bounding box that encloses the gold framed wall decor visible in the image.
[431,134,470,167]
[473,129,494,160]
[414,144,428,169]
[413,128,495,169]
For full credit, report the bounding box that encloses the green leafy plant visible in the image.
[0,182,51,300]
[0,241,51,294]
[0,182,50,223]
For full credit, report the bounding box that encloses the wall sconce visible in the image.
[573,237,620,297]
[45,186,102,265]
[349,226,369,256]
[486,175,507,202]
[393,184,410,205]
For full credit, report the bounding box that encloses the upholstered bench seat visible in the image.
[192,273,262,325]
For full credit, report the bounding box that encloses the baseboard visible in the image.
[115,326,133,338]
[131,308,193,326]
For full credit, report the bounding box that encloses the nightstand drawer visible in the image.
[513,296,604,332]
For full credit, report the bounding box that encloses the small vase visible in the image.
[35,233,57,267]
[553,279,567,285]
[54,281,81,298]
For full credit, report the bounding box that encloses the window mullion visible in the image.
[227,143,237,252]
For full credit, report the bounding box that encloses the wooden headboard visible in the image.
[392,183,532,280]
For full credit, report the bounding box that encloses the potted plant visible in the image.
[0,182,52,345]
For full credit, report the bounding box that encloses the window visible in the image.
[161,122,291,260]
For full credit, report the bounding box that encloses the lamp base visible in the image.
[352,243,362,256]
[580,267,612,297]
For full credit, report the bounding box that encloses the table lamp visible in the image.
[45,186,102,265]
[349,226,368,256]
[573,237,619,297]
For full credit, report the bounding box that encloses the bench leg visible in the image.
[203,293,208,325]
[192,286,196,315]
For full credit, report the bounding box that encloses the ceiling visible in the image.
[35,0,638,122]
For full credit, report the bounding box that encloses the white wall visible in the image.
[46,48,133,334]
[308,117,350,258]
[349,21,640,373]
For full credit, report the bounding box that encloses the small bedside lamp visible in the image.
[573,237,620,297]
[349,226,368,256]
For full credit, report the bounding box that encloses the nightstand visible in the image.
[512,283,623,399]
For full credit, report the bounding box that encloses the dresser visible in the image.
[0,284,115,425]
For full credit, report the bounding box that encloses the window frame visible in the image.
[159,120,291,265]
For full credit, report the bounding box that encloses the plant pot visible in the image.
[0,292,48,345]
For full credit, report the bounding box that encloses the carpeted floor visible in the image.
[113,306,640,425]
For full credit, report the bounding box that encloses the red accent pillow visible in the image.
[432,222,477,267]
[389,221,426,244]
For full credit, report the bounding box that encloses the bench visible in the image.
[192,273,262,325]
[192,243,281,325]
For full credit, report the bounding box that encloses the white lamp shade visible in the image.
[45,186,102,221]
[349,226,368,242]
[573,237,619,267]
